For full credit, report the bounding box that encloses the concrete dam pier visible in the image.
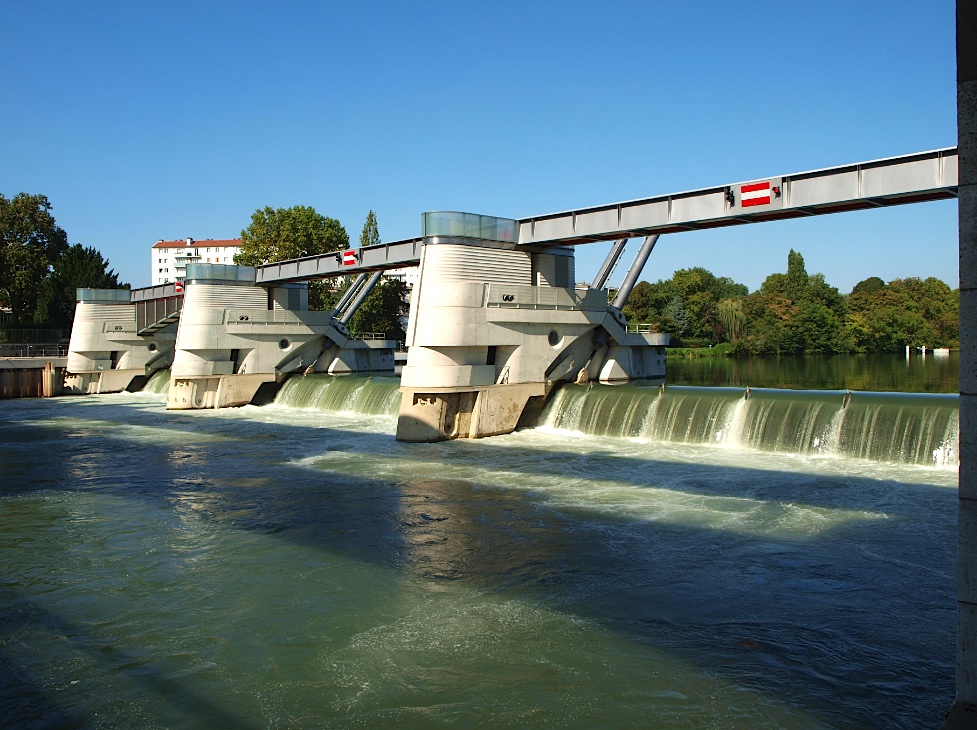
[395,213,667,442]
[63,287,177,395]
[165,265,396,410]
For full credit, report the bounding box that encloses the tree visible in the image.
[236,205,349,266]
[348,279,409,344]
[662,296,690,337]
[235,205,349,310]
[785,249,809,301]
[36,244,128,326]
[0,193,69,324]
[621,281,656,324]
[717,297,746,341]
[671,267,717,300]
[851,276,885,297]
[714,276,748,301]
[360,210,380,247]
[844,276,959,351]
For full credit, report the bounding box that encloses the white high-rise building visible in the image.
[151,238,243,285]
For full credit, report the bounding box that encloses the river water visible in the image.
[0,372,958,728]
[664,351,960,393]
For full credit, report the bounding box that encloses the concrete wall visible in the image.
[0,359,66,399]
[948,1,977,725]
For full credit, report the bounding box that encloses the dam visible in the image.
[61,147,959,443]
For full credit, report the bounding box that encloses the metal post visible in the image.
[946,0,977,726]
[338,271,383,325]
[592,238,629,291]
[611,235,660,310]
[331,273,368,319]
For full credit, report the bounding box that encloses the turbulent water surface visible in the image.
[0,373,958,728]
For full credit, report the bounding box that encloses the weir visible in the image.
[260,374,961,468]
[166,264,397,409]
[542,383,959,467]
[50,9,975,720]
[240,148,958,441]
[64,147,958,427]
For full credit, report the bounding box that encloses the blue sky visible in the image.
[0,1,958,293]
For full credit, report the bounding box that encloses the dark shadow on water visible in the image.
[0,587,263,730]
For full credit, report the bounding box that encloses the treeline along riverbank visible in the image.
[621,249,957,355]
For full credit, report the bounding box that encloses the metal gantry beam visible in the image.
[518,147,959,246]
[122,147,958,296]
[254,237,424,285]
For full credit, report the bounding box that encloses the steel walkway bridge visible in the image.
[252,146,958,285]
[119,146,957,327]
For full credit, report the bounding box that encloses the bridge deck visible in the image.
[519,147,957,246]
[125,147,957,296]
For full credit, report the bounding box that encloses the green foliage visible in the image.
[236,204,349,312]
[851,276,885,296]
[665,344,737,359]
[37,244,128,326]
[0,193,69,325]
[717,297,745,341]
[785,249,809,301]
[235,205,349,267]
[348,279,409,344]
[0,194,126,329]
[360,210,380,247]
[845,276,958,351]
[621,268,748,346]
[618,248,957,356]
[740,254,846,354]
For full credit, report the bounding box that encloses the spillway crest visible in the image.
[540,384,957,467]
[274,374,402,416]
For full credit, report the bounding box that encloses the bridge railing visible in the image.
[484,283,608,311]
[0,343,69,358]
[626,323,656,334]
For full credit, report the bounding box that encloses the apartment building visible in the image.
[151,238,242,285]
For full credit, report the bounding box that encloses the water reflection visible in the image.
[665,352,959,392]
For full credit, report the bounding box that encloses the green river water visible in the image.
[0,366,959,728]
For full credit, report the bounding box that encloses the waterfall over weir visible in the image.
[541,383,959,467]
[143,369,172,395]
[274,373,403,415]
[262,376,960,467]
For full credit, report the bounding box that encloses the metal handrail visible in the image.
[0,343,69,357]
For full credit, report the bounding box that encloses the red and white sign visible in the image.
[174,281,184,294]
[341,249,357,266]
[740,181,772,208]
